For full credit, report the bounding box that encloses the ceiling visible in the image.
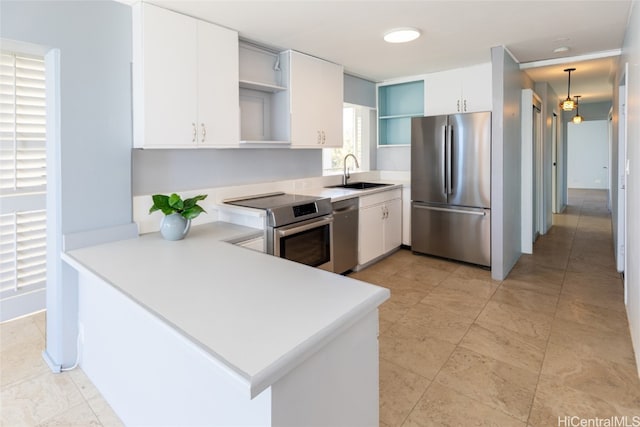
[141,0,633,105]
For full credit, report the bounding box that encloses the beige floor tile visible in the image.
[377,274,438,293]
[348,268,390,286]
[0,371,84,426]
[528,375,634,427]
[87,396,124,427]
[566,257,622,279]
[0,339,50,388]
[420,286,490,321]
[434,347,538,422]
[383,286,431,308]
[380,329,456,380]
[548,318,637,368]
[379,299,412,323]
[437,276,499,300]
[379,359,430,427]
[67,368,101,401]
[402,382,525,427]
[508,261,566,287]
[555,296,630,334]
[541,341,640,414]
[392,304,474,345]
[459,323,546,374]
[395,263,452,287]
[561,271,625,311]
[490,286,559,315]
[476,300,553,342]
[450,264,495,281]
[0,315,45,349]
[369,251,415,275]
[36,401,101,426]
[409,255,461,273]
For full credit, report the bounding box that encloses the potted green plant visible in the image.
[149,193,207,240]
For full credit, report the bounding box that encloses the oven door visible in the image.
[273,216,333,272]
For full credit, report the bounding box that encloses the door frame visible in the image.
[521,89,542,254]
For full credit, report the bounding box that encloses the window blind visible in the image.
[0,50,46,294]
[0,51,47,192]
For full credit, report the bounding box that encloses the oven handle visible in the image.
[275,216,333,238]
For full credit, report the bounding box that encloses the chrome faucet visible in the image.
[342,154,360,185]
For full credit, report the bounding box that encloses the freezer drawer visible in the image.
[411,203,490,267]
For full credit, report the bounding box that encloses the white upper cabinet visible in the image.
[288,51,343,148]
[132,3,239,148]
[424,63,492,116]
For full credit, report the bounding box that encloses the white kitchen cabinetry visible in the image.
[358,189,402,266]
[288,51,343,148]
[132,3,239,148]
[424,63,492,116]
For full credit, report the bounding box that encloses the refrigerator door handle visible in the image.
[441,125,447,195]
[446,125,453,195]
[413,204,487,216]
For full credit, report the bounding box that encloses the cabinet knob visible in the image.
[201,123,206,143]
[192,123,197,142]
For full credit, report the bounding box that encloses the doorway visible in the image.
[521,89,543,254]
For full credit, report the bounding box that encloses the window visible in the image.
[323,103,372,175]
[0,49,47,313]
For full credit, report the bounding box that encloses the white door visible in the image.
[617,70,627,279]
[567,121,609,189]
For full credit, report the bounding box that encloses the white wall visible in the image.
[490,46,533,280]
[1,0,134,368]
[618,0,640,376]
[567,120,610,189]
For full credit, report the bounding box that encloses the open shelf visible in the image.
[378,80,424,146]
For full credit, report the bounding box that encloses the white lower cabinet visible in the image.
[358,189,402,266]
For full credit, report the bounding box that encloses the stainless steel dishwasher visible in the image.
[332,198,359,274]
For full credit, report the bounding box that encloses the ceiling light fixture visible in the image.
[553,46,570,53]
[384,28,421,43]
[572,95,583,124]
[560,68,576,111]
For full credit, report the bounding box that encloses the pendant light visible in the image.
[572,95,583,124]
[560,68,576,111]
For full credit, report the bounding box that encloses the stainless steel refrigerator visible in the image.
[411,111,491,267]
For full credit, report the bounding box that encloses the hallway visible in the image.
[353,189,640,426]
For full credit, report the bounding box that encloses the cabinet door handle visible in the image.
[457,99,460,112]
[464,99,467,112]
[201,123,206,143]
[317,130,322,144]
[192,123,197,142]
[322,130,326,144]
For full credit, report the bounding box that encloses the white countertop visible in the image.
[62,221,389,398]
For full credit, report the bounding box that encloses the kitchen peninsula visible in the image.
[62,223,389,426]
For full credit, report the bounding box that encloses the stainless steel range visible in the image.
[225,192,334,271]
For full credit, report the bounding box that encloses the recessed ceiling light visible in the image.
[553,46,570,53]
[384,28,421,43]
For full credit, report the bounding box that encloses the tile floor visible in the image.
[349,189,640,426]
[1,189,638,426]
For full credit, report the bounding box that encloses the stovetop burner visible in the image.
[224,192,324,210]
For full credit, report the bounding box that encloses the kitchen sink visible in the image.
[327,182,394,190]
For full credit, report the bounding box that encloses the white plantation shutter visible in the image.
[0,50,47,306]
[0,51,47,192]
